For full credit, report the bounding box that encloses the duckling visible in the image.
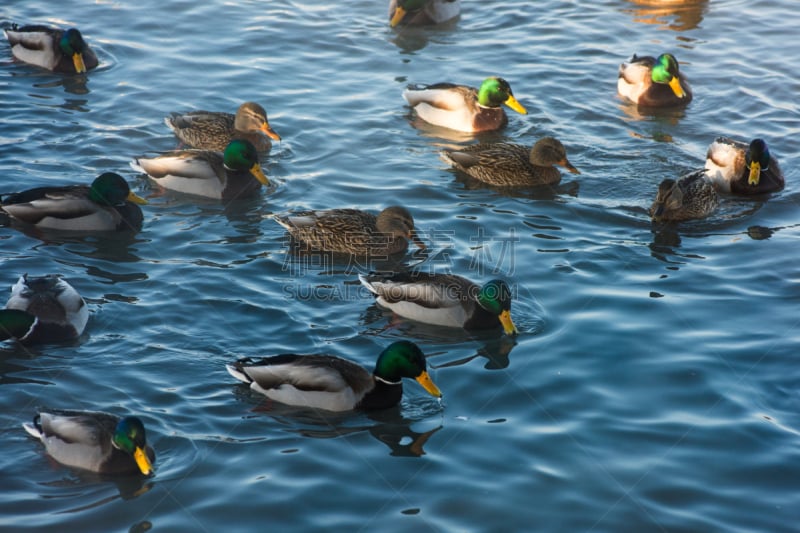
[389,0,461,27]
[4,24,98,73]
[403,76,527,133]
[440,137,580,186]
[359,272,518,335]
[0,275,88,344]
[618,53,692,107]
[0,172,147,232]
[271,206,425,256]
[164,102,281,153]
[23,409,154,476]
[650,169,718,222]
[705,137,784,195]
[131,139,269,201]
[226,340,442,411]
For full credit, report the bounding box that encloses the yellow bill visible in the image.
[748,160,761,185]
[499,309,518,336]
[390,6,408,27]
[668,76,686,98]
[134,446,153,476]
[416,370,442,398]
[126,191,149,205]
[504,94,528,115]
[251,163,270,186]
[72,52,87,74]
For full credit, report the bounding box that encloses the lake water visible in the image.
[2,0,799,531]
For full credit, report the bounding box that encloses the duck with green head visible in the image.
[359,272,519,335]
[226,340,442,411]
[23,409,155,476]
[389,0,461,27]
[4,24,98,73]
[0,274,88,345]
[131,139,269,201]
[618,53,692,107]
[440,137,581,187]
[403,76,528,133]
[705,137,784,195]
[0,172,147,232]
[650,169,718,222]
[164,102,281,154]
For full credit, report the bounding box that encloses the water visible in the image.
[2,0,799,531]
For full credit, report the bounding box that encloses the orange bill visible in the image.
[390,6,408,27]
[416,370,442,398]
[748,160,761,185]
[72,52,87,74]
[260,122,281,141]
[560,158,580,174]
[668,76,686,98]
[134,447,153,476]
[499,310,518,336]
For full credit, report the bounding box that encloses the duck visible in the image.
[389,0,461,27]
[0,274,88,344]
[164,102,281,153]
[617,53,692,107]
[226,340,441,412]
[0,172,147,232]
[650,169,718,222]
[704,137,784,195]
[131,139,269,201]
[23,409,155,476]
[403,77,528,133]
[4,24,98,74]
[359,272,519,335]
[440,137,581,187]
[271,205,426,256]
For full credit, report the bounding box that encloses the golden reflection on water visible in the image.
[623,0,709,31]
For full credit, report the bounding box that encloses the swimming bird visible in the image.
[0,275,88,344]
[4,24,98,73]
[226,340,442,411]
[650,169,718,222]
[617,53,692,107]
[0,172,147,232]
[389,0,461,27]
[23,409,155,476]
[359,272,519,335]
[403,77,527,133]
[164,102,281,153]
[271,206,425,256]
[131,139,269,201]
[440,137,580,187]
[704,137,784,195]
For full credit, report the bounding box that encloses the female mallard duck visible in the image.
[131,139,269,201]
[704,137,784,195]
[226,340,442,411]
[23,409,154,476]
[0,172,147,232]
[164,102,281,153]
[271,205,426,256]
[403,77,528,133]
[359,272,519,335]
[389,0,461,27]
[440,137,580,187]
[650,169,718,222]
[4,24,98,73]
[0,275,88,344]
[617,53,692,107]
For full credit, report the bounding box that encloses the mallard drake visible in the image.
[704,137,784,195]
[164,102,281,153]
[226,340,442,411]
[403,77,528,133]
[0,275,88,344]
[617,53,692,107]
[23,409,155,476]
[650,169,718,222]
[131,139,269,201]
[271,206,425,256]
[4,24,98,74]
[389,0,461,27]
[0,172,147,232]
[440,137,580,186]
[359,272,519,335]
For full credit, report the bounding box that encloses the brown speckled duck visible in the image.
[440,137,580,186]
[650,169,718,222]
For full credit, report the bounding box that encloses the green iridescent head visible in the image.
[476,77,528,114]
[89,172,147,207]
[476,280,518,335]
[0,309,37,341]
[112,416,153,476]
[651,53,686,98]
[745,138,770,185]
[60,29,89,73]
[223,140,269,186]
[374,340,441,398]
